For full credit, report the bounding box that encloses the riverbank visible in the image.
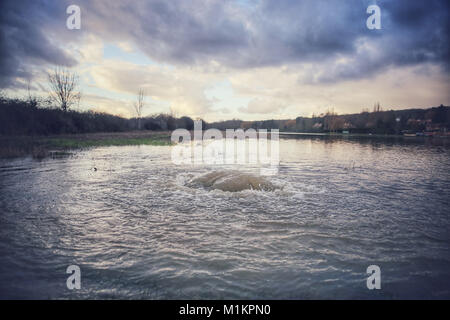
[0,131,172,159]
[2,130,449,159]
[279,131,450,139]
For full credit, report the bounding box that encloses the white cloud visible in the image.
[240,98,287,114]
[87,59,221,117]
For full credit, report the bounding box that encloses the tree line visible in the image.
[1,68,448,136]
[0,95,198,135]
[208,105,450,135]
[2,93,448,136]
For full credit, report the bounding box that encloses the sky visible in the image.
[0,0,449,121]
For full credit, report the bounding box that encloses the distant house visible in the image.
[313,122,322,129]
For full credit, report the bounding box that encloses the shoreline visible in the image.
[1,130,449,159]
[278,131,450,139]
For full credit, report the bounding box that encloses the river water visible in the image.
[0,136,449,299]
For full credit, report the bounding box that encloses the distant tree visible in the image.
[323,108,338,131]
[134,89,145,129]
[284,119,297,131]
[373,102,382,113]
[26,80,38,108]
[179,116,194,130]
[48,68,80,111]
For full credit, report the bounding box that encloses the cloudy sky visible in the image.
[1,0,449,121]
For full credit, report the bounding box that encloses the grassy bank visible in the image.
[0,131,172,159]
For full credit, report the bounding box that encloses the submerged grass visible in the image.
[0,131,172,159]
[46,137,172,148]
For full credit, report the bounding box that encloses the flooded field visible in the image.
[0,136,449,299]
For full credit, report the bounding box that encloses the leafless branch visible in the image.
[48,67,80,111]
[134,89,145,129]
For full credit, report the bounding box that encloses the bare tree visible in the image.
[48,68,80,111]
[373,102,382,113]
[26,80,38,108]
[134,89,145,129]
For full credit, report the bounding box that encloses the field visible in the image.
[0,131,172,159]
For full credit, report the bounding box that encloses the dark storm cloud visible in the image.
[82,0,252,65]
[0,0,448,88]
[0,0,77,88]
[251,0,450,82]
[384,0,450,67]
[81,0,367,68]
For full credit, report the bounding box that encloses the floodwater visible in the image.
[0,136,449,299]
